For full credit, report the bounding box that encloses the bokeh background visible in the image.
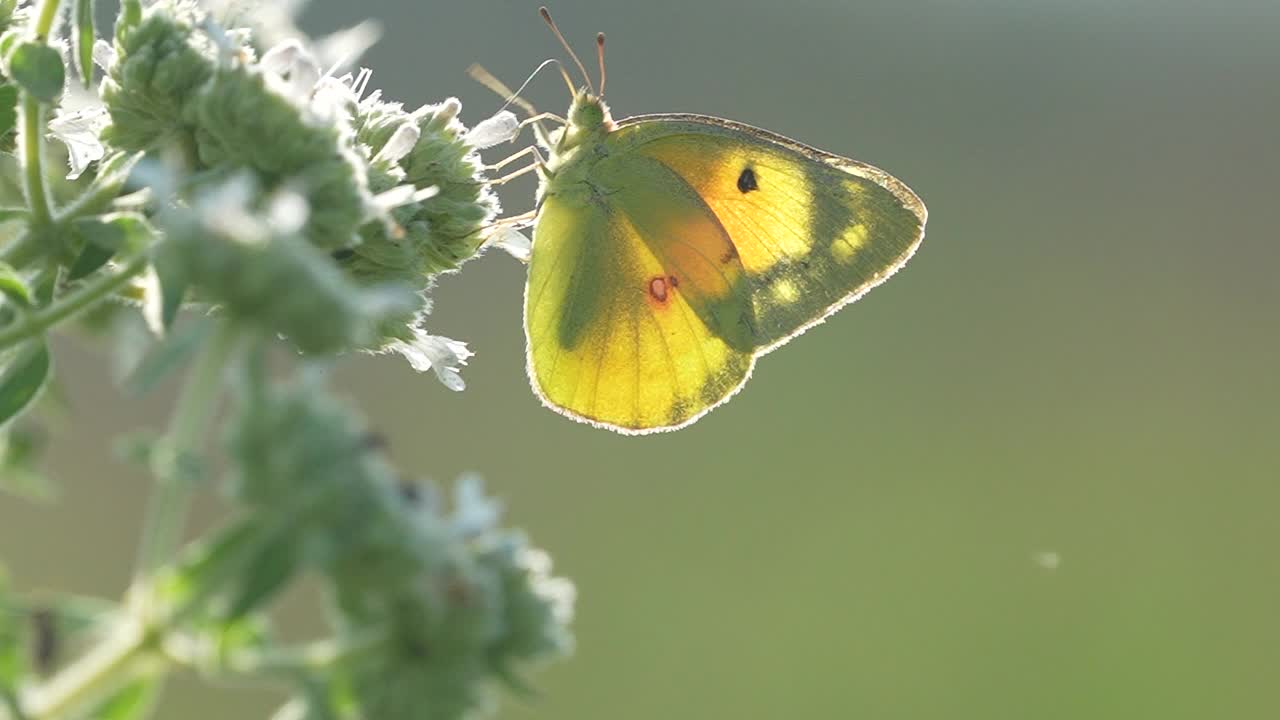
[3,0,1279,717]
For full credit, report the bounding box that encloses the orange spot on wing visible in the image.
[648,276,669,302]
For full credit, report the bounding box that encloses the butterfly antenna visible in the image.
[540,6,594,93]
[596,32,607,96]
[466,63,542,118]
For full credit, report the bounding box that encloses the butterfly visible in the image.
[484,8,927,435]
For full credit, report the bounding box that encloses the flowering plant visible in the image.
[0,1,572,718]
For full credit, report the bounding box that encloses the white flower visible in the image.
[372,122,420,165]
[488,226,531,262]
[387,330,473,391]
[201,0,380,74]
[451,474,503,536]
[465,110,520,149]
[372,183,437,212]
[48,106,109,179]
[92,38,116,70]
[259,39,320,100]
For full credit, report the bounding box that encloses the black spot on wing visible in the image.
[737,167,758,193]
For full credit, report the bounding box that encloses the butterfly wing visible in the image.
[610,114,927,348]
[525,114,926,433]
[525,172,756,433]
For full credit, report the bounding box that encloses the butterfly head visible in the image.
[567,90,613,134]
[539,7,613,135]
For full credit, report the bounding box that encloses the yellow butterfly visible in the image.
[490,8,927,435]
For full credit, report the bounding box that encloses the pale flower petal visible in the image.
[489,226,531,262]
[373,123,420,164]
[48,106,110,179]
[466,110,520,149]
[313,20,381,74]
[92,39,116,70]
[389,331,473,391]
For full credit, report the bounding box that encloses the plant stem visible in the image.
[19,618,153,720]
[33,0,63,39]
[19,96,53,229]
[0,232,40,269]
[0,253,148,351]
[164,628,387,682]
[20,0,69,236]
[134,321,240,585]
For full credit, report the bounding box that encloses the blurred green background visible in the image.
[3,0,1279,717]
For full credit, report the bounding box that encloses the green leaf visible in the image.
[0,207,27,223]
[67,241,115,281]
[0,30,20,64]
[75,213,152,253]
[26,594,115,646]
[0,340,50,427]
[67,211,147,279]
[0,261,32,308]
[73,0,95,89]
[33,266,56,305]
[8,43,65,103]
[0,83,17,139]
[117,0,142,42]
[68,214,152,281]
[122,315,212,396]
[0,423,57,502]
[0,462,53,502]
[223,530,300,620]
[85,675,161,720]
[150,244,188,333]
[0,567,27,711]
[155,517,262,619]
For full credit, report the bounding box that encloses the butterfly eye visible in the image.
[737,167,758,193]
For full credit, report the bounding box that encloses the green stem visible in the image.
[0,688,27,720]
[0,232,41,269]
[55,179,127,225]
[164,629,386,682]
[33,0,63,39]
[134,321,240,584]
[19,96,53,229]
[0,253,146,349]
[19,0,70,239]
[18,620,154,720]
[0,253,148,351]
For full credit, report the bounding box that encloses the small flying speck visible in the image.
[1033,551,1062,570]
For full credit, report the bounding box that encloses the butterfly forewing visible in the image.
[612,115,927,349]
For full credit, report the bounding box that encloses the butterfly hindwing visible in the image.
[525,184,754,432]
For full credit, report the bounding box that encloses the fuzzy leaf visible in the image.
[0,568,25,692]
[0,83,17,141]
[121,315,211,396]
[0,261,31,308]
[74,0,96,89]
[86,675,161,720]
[67,241,116,281]
[68,213,152,281]
[8,43,65,103]
[0,340,50,427]
[0,422,56,502]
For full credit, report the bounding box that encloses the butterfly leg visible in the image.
[489,161,544,186]
[486,145,546,172]
[520,112,567,127]
[488,146,549,186]
[519,113,566,150]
